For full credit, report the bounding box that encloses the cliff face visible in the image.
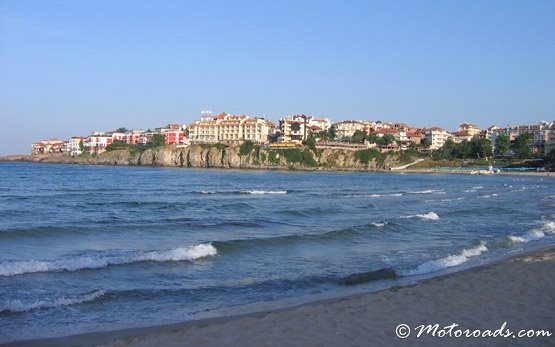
[134,145,404,171]
[5,145,410,171]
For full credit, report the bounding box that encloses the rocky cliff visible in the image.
[1,145,413,171]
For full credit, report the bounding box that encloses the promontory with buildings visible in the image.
[12,112,555,171]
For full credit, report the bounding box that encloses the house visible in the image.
[31,139,65,155]
[126,130,148,145]
[333,120,365,140]
[66,137,86,156]
[85,132,113,154]
[163,130,186,145]
[458,123,481,136]
[31,138,66,155]
[451,131,474,143]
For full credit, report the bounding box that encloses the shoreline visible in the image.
[1,155,553,177]
[7,245,554,347]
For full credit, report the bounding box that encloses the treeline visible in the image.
[318,129,397,146]
[433,137,492,160]
[433,132,546,161]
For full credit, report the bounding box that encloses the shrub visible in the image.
[105,140,127,152]
[239,140,255,156]
[268,150,279,164]
[355,148,381,165]
[282,148,318,167]
[399,148,418,164]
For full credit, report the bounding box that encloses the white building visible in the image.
[423,127,451,150]
[188,113,274,144]
[333,120,365,139]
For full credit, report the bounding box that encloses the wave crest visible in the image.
[400,242,488,276]
[508,221,555,244]
[1,290,106,313]
[240,190,287,195]
[0,243,217,277]
[402,212,439,220]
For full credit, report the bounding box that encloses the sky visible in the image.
[1,0,554,155]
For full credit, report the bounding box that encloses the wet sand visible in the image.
[8,246,554,347]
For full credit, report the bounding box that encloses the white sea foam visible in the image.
[408,189,445,194]
[242,190,287,195]
[472,186,484,189]
[1,290,106,313]
[370,222,388,227]
[402,212,439,220]
[368,193,403,198]
[478,193,499,199]
[401,242,488,276]
[508,221,555,244]
[0,243,217,277]
[440,197,465,202]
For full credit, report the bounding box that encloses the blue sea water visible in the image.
[0,162,554,343]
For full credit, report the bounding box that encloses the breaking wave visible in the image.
[1,290,106,313]
[0,244,217,277]
[400,242,488,276]
[508,221,555,244]
[478,193,499,199]
[195,190,287,195]
[407,189,445,194]
[241,190,288,195]
[402,212,439,220]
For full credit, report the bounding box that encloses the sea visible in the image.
[0,162,554,343]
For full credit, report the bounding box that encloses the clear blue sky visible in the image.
[1,0,554,155]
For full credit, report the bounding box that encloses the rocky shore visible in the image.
[0,145,408,171]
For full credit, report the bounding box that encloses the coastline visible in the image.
[7,245,554,347]
[1,154,553,177]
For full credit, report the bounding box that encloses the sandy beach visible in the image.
[8,246,554,347]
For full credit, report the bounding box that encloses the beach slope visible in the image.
[8,247,554,347]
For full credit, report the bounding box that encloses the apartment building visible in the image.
[188,113,274,144]
[423,127,451,150]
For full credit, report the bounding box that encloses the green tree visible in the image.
[495,134,511,155]
[304,133,317,151]
[350,130,367,144]
[327,126,336,141]
[116,127,128,133]
[456,140,473,159]
[434,139,456,160]
[377,134,395,146]
[367,134,379,144]
[470,137,492,158]
[79,140,85,153]
[511,132,533,159]
[151,133,165,147]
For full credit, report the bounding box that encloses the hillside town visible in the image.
[31,112,555,159]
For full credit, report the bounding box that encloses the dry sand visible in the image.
[8,246,554,347]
